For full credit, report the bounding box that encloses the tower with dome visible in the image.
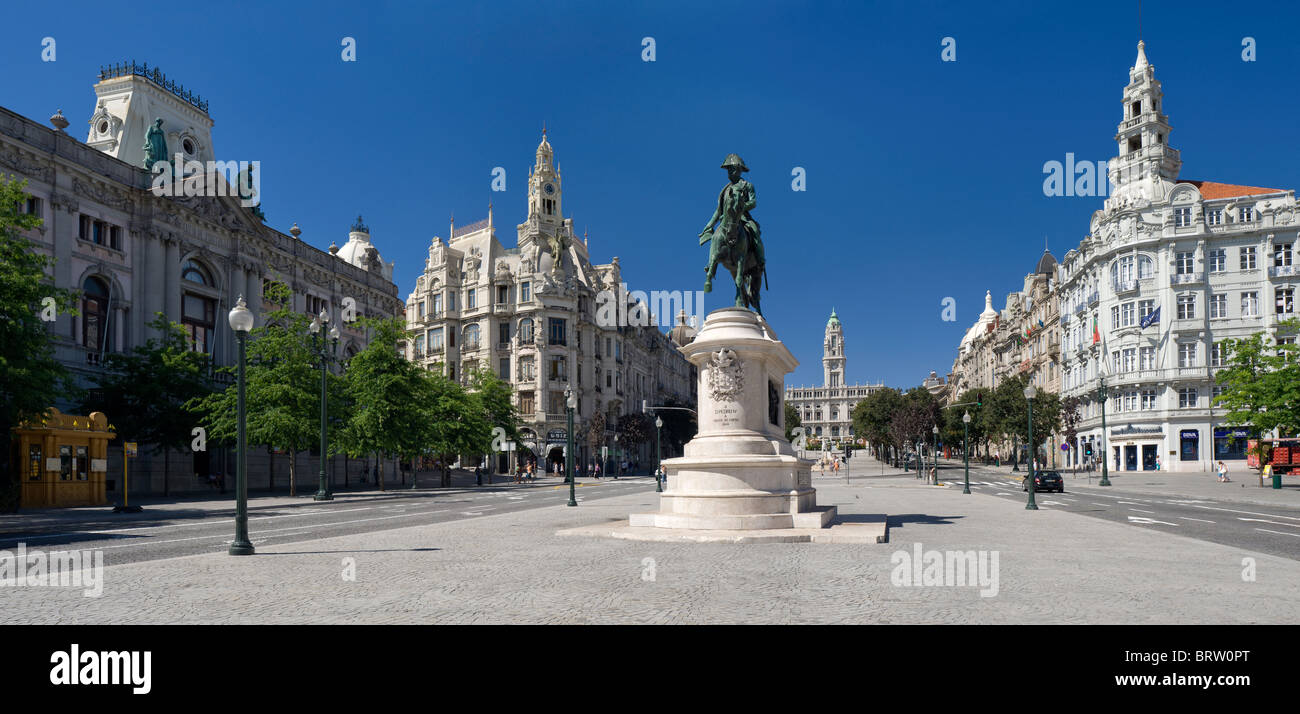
[784,309,885,447]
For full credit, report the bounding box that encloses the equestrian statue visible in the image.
[698,153,767,315]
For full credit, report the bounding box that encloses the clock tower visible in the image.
[528,127,562,225]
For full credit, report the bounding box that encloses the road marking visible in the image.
[1117,501,1147,506]
[1128,516,1178,526]
[1237,517,1300,529]
[1091,503,1111,507]
[1177,516,1215,523]
[1255,528,1300,538]
[1192,505,1300,522]
[1129,508,1155,514]
[460,512,482,516]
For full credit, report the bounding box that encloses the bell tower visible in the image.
[1109,41,1181,203]
[823,309,845,388]
[528,127,562,226]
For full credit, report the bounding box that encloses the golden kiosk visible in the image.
[11,408,116,508]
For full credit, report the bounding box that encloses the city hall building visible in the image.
[1057,43,1299,473]
[402,132,696,473]
[2,63,404,498]
[784,310,885,448]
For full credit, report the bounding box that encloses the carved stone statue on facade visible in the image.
[143,118,168,171]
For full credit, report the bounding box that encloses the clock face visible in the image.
[544,183,555,195]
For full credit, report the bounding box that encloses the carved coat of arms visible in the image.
[707,348,744,402]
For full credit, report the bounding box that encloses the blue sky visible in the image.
[4,0,1298,389]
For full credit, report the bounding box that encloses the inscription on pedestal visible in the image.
[715,405,740,428]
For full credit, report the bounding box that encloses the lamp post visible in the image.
[655,415,663,493]
[931,425,939,484]
[308,310,339,501]
[227,297,255,556]
[962,411,971,494]
[1024,383,1039,510]
[565,385,577,507]
[1097,376,1111,486]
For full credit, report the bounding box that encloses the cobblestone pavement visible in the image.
[2,476,1295,624]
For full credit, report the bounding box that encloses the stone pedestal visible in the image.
[630,308,834,530]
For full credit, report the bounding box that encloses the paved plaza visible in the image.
[3,469,1297,625]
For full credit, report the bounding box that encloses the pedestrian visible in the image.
[1216,460,1229,483]
[1155,456,1162,471]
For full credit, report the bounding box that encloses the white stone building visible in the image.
[1057,42,1299,473]
[403,132,695,473]
[785,310,885,447]
[2,62,405,495]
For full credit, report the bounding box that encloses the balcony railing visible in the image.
[1171,272,1204,285]
[1113,279,1138,295]
[1087,292,1099,307]
[1269,265,1298,278]
[1074,303,1086,316]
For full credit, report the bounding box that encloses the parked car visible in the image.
[1023,470,1064,493]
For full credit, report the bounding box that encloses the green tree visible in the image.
[426,369,489,487]
[983,375,1060,464]
[1216,320,1300,440]
[0,176,77,511]
[468,366,518,477]
[616,412,650,468]
[189,282,331,495]
[784,402,801,443]
[83,313,212,495]
[657,395,697,457]
[852,387,903,460]
[944,389,987,458]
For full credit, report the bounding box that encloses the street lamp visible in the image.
[227,296,255,556]
[308,310,339,501]
[962,411,971,494]
[1097,376,1111,486]
[565,385,577,507]
[931,425,939,485]
[655,415,663,493]
[1024,382,1039,511]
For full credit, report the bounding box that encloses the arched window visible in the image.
[82,276,110,351]
[463,323,480,350]
[518,317,534,343]
[181,260,216,354]
[1137,254,1153,279]
[182,260,212,286]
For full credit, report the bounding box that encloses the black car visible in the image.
[1022,470,1064,493]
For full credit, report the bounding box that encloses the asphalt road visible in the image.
[0,478,660,567]
[934,462,1300,561]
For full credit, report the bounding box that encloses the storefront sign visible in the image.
[546,429,567,442]
[1180,430,1199,440]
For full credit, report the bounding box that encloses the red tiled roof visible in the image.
[1178,180,1285,200]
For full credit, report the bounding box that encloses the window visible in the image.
[1122,348,1136,372]
[1123,391,1137,412]
[1178,343,1197,368]
[463,324,480,350]
[519,391,534,414]
[1208,249,1226,273]
[306,295,328,318]
[499,357,510,381]
[1173,207,1192,227]
[1121,302,1135,327]
[448,328,455,348]
[1175,252,1194,275]
[1278,287,1296,315]
[549,355,567,381]
[1207,208,1223,226]
[496,285,509,304]
[1211,342,1224,367]
[548,317,566,345]
[1242,291,1259,317]
[520,281,531,303]
[429,327,444,352]
[1240,205,1255,222]
[1274,243,1294,267]
[448,291,456,311]
[1140,346,1155,370]
[1209,293,1226,319]
[519,356,535,380]
[1177,294,1196,320]
[448,362,455,380]
[413,334,425,357]
[1137,255,1153,279]
[1140,389,1156,410]
[431,294,443,315]
[1240,247,1257,270]
[417,300,426,319]
[519,317,534,343]
[81,276,110,351]
[467,288,477,309]
[1111,305,1120,331]
[1111,350,1120,373]
[182,292,215,354]
[1139,299,1155,320]
[1179,387,1198,408]
[182,260,211,286]
[19,195,42,217]
[79,215,121,250]
[498,322,510,346]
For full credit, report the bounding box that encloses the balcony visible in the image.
[1269,265,1298,278]
[1087,292,1099,307]
[1113,279,1138,296]
[497,342,511,352]
[1060,313,1071,326]
[1171,272,1204,286]
[1073,303,1087,316]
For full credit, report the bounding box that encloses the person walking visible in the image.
[1155,456,1162,471]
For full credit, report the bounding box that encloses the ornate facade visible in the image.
[2,64,404,495]
[785,310,885,447]
[403,133,695,472]
[1057,42,1299,473]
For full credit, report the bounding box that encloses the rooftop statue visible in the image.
[698,154,767,315]
[143,118,168,170]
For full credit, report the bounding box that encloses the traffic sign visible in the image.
[125,442,138,457]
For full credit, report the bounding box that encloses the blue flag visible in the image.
[1139,306,1160,329]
